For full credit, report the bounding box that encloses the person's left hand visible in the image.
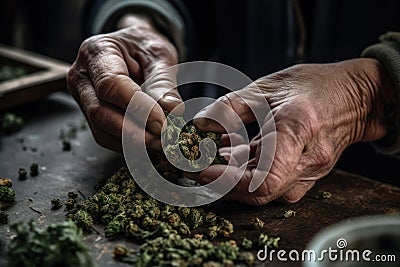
[185,59,395,205]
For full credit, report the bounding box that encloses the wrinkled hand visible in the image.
[187,59,394,205]
[67,15,182,151]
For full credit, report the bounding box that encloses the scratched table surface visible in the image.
[1,92,400,267]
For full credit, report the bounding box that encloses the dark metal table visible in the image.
[1,92,400,267]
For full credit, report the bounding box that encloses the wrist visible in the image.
[339,58,396,144]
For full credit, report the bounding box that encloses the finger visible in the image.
[77,76,161,151]
[280,180,316,203]
[221,133,246,147]
[85,46,139,109]
[194,83,268,132]
[90,129,122,152]
[85,46,165,135]
[142,60,184,115]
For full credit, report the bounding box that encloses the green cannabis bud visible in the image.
[7,220,95,267]
[0,185,16,203]
[258,233,280,249]
[241,238,253,250]
[160,113,227,175]
[1,112,24,134]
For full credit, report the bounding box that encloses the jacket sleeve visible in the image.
[362,32,400,154]
[85,0,190,60]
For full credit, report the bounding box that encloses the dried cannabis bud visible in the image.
[62,139,72,151]
[30,163,39,177]
[51,198,63,210]
[241,238,253,250]
[257,233,280,249]
[313,191,332,199]
[7,220,95,267]
[18,168,27,180]
[1,112,24,134]
[0,184,16,203]
[250,216,265,230]
[283,210,296,218]
[160,113,227,173]
[65,167,235,241]
[113,235,255,267]
[0,178,12,187]
[59,119,88,151]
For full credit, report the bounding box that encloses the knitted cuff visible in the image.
[362,32,400,154]
[88,0,186,61]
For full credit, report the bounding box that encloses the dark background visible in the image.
[1,0,400,186]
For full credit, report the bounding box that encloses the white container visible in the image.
[304,215,400,267]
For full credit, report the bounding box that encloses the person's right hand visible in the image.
[67,15,182,152]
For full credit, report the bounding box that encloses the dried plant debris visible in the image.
[250,217,265,230]
[51,198,63,210]
[59,119,88,151]
[0,178,15,204]
[18,168,27,180]
[257,233,280,249]
[113,238,255,267]
[283,210,296,218]
[30,163,39,177]
[1,112,24,134]
[7,220,95,267]
[313,191,332,200]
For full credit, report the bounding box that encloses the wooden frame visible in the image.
[0,44,70,110]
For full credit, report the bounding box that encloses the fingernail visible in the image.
[219,152,231,162]
[149,121,163,134]
[163,94,181,103]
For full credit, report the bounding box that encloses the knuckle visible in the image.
[147,39,178,64]
[95,74,119,100]
[80,36,101,54]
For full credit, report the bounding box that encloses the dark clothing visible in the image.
[86,0,400,79]
[2,0,400,79]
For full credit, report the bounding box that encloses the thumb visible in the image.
[194,83,269,132]
[142,61,184,115]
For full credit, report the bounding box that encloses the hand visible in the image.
[187,58,395,205]
[67,15,182,152]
